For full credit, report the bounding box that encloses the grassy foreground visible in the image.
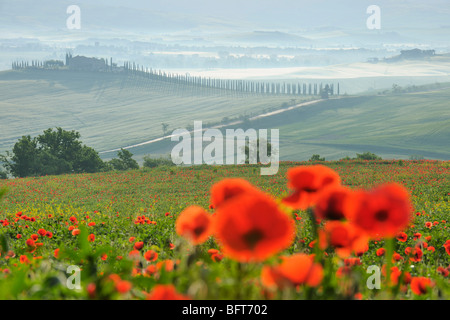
[0,160,449,300]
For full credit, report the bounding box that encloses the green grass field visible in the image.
[0,161,449,299]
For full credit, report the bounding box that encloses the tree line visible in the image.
[0,128,173,179]
[12,58,340,97]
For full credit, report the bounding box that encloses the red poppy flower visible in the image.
[392,252,404,262]
[443,240,450,255]
[156,260,175,272]
[314,186,356,221]
[38,229,46,236]
[344,258,362,266]
[88,234,95,242]
[144,250,158,262]
[437,267,449,277]
[261,254,323,288]
[134,241,144,251]
[376,248,386,257]
[146,285,189,300]
[318,221,369,258]
[383,266,410,286]
[26,238,35,247]
[410,277,434,295]
[210,178,261,208]
[87,283,96,299]
[175,206,212,245]
[116,280,132,294]
[207,249,219,255]
[72,229,80,236]
[349,183,413,238]
[282,165,341,210]
[409,247,423,262]
[211,252,224,262]
[396,232,408,242]
[213,191,295,262]
[20,255,30,264]
[145,265,157,276]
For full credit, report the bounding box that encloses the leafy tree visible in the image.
[0,170,7,179]
[355,152,382,160]
[37,128,82,164]
[109,149,139,171]
[74,145,106,173]
[320,84,330,99]
[0,128,105,177]
[309,154,325,161]
[143,155,175,168]
[0,135,41,178]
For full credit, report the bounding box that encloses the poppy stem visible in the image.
[234,261,243,300]
[307,208,318,239]
[307,208,322,263]
[385,237,395,291]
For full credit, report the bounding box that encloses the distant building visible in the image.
[384,48,436,63]
[65,53,109,72]
[399,49,435,59]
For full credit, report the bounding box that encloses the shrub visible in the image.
[309,154,325,161]
[108,149,139,171]
[143,155,174,168]
[355,152,382,161]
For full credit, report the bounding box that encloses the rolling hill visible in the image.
[102,83,450,162]
[0,69,310,158]
[1,68,449,164]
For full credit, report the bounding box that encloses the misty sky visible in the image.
[1,0,449,34]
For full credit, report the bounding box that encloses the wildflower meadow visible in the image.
[0,160,449,300]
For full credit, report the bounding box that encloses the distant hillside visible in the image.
[2,68,449,164]
[118,83,450,162]
[0,69,311,157]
